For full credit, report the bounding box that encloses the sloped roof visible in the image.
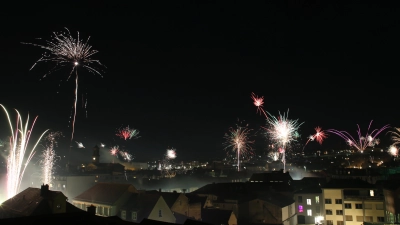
[0,187,66,217]
[294,185,322,194]
[73,182,136,205]
[157,192,181,208]
[0,211,136,225]
[249,171,293,182]
[185,193,207,207]
[201,209,233,225]
[322,178,375,189]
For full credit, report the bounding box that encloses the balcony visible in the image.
[344,195,384,201]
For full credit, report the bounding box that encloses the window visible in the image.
[337,221,344,225]
[335,199,342,204]
[104,207,109,216]
[370,190,374,196]
[325,199,332,204]
[315,196,319,204]
[158,209,162,217]
[376,204,384,210]
[326,220,333,225]
[355,204,363,209]
[365,216,373,222]
[356,216,363,222]
[298,205,304,213]
[336,210,343,215]
[345,215,353,221]
[98,206,103,215]
[316,206,320,213]
[377,217,385,222]
[121,211,126,220]
[344,203,351,209]
[132,212,137,221]
[307,209,312,216]
[326,209,332,215]
[364,204,372,209]
[298,196,303,203]
[307,199,311,205]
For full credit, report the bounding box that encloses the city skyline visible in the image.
[1,2,399,161]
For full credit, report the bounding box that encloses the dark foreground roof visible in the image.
[0,212,135,225]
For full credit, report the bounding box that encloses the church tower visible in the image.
[92,145,100,163]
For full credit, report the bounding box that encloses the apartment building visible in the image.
[322,179,385,225]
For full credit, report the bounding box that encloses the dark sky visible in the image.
[0,2,399,162]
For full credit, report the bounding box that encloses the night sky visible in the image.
[0,2,399,162]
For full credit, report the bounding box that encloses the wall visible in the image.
[148,197,176,223]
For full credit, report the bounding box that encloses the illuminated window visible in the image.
[370,190,374,196]
[121,211,126,220]
[315,196,319,204]
[132,212,137,221]
[298,205,304,213]
[307,199,311,205]
[307,209,312,216]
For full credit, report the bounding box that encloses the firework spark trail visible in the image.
[264,109,303,172]
[116,126,140,140]
[0,104,49,200]
[22,28,105,158]
[40,132,62,186]
[303,126,327,150]
[326,120,389,152]
[224,122,254,171]
[251,92,268,118]
[76,141,85,148]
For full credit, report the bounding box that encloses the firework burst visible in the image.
[22,28,105,146]
[224,121,254,171]
[388,145,398,157]
[303,126,327,150]
[110,145,119,156]
[40,132,62,186]
[326,121,389,152]
[264,110,304,172]
[116,126,140,140]
[251,92,268,118]
[166,148,177,159]
[387,127,400,146]
[0,104,49,199]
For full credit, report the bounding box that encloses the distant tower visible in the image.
[92,145,100,163]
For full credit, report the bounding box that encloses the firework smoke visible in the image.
[224,121,254,171]
[327,121,389,152]
[0,104,49,200]
[40,132,62,186]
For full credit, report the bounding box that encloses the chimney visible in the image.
[40,184,49,197]
[87,205,96,215]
